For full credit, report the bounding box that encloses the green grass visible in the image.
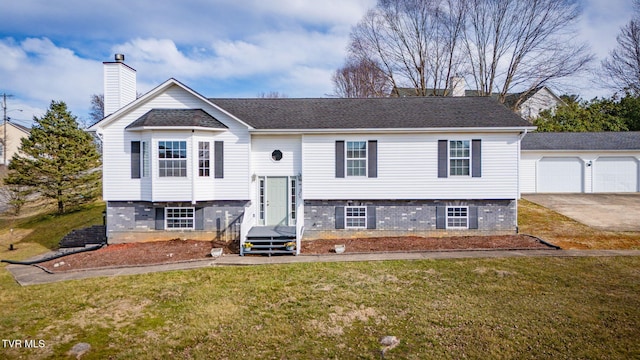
[0,202,105,261]
[0,202,639,358]
[1,258,639,359]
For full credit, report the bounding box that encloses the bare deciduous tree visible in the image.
[343,0,592,104]
[464,0,592,104]
[601,18,640,94]
[349,0,467,96]
[89,94,104,125]
[332,57,392,97]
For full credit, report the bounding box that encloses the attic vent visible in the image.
[115,53,125,62]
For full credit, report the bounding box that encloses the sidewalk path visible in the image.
[6,249,640,286]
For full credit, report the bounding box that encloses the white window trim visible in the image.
[448,140,471,177]
[446,206,469,229]
[289,177,297,225]
[198,141,210,177]
[158,140,188,178]
[258,176,266,225]
[345,141,367,177]
[345,206,367,229]
[165,207,195,230]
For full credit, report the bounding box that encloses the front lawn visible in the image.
[0,200,639,358]
[1,257,639,359]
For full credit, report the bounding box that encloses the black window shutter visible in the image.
[335,206,345,229]
[335,141,345,178]
[366,205,376,229]
[437,140,448,178]
[436,206,446,229]
[368,140,377,178]
[214,141,224,179]
[472,139,482,178]
[469,206,479,229]
[195,207,204,230]
[155,208,164,230]
[131,141,141,179]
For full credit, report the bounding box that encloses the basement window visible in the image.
[345,206,367,228]
[165,207,194,229]
[446,206,468,229]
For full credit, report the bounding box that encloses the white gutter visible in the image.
[248,126,537,135]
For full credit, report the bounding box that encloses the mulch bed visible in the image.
[38,235,556,272]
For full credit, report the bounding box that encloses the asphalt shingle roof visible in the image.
[210,97,531,129]
[521,132,640,151]
[126,109,228,129]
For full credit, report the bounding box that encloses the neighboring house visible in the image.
[0,121,30,166]
[392,78,564,120]
[88,55,535,254]
[521,132,640,193]
[503,87,565,120]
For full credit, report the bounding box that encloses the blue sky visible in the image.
[0,0,635,127]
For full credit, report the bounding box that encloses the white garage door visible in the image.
[538,157,583,192]
[594,157,638,192]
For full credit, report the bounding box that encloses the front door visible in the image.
[266,177,288,226]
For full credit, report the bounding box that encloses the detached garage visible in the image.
[521,132,640,194]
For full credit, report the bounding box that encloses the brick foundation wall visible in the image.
[106,200,248,244]
[303,199,516,240]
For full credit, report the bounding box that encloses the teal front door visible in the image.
[266,177,288,226]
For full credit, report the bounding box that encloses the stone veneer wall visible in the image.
[106,200,248,243]
[303,199,516,240]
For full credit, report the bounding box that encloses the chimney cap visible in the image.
[114,54,125,62]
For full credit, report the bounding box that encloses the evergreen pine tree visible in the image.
[6,101,101,213]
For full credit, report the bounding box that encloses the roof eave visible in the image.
[88,78,255,131]
[249,126,537,134]
[126,126,228,132]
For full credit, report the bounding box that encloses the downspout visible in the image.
[516,129,528,233]
[191,132,196,205]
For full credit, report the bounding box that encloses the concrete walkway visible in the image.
[6,249,640,286]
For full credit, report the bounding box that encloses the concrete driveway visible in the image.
[522,194,640,231]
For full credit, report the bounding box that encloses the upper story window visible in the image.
[142,141,150,178]
[158,141,187,177]
[198,141,210,177]
[449,140,470,176]
[346,141,367,176]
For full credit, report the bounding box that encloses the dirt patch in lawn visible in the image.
[38,235,555,272]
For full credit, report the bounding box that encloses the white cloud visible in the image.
[0,37,102,124]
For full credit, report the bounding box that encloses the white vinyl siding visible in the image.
[251,135,302,176]
[100,84,250,202]
[303,133,520,200]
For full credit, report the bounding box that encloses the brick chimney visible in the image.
[103,54,136,116]
[450,76,466,97]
